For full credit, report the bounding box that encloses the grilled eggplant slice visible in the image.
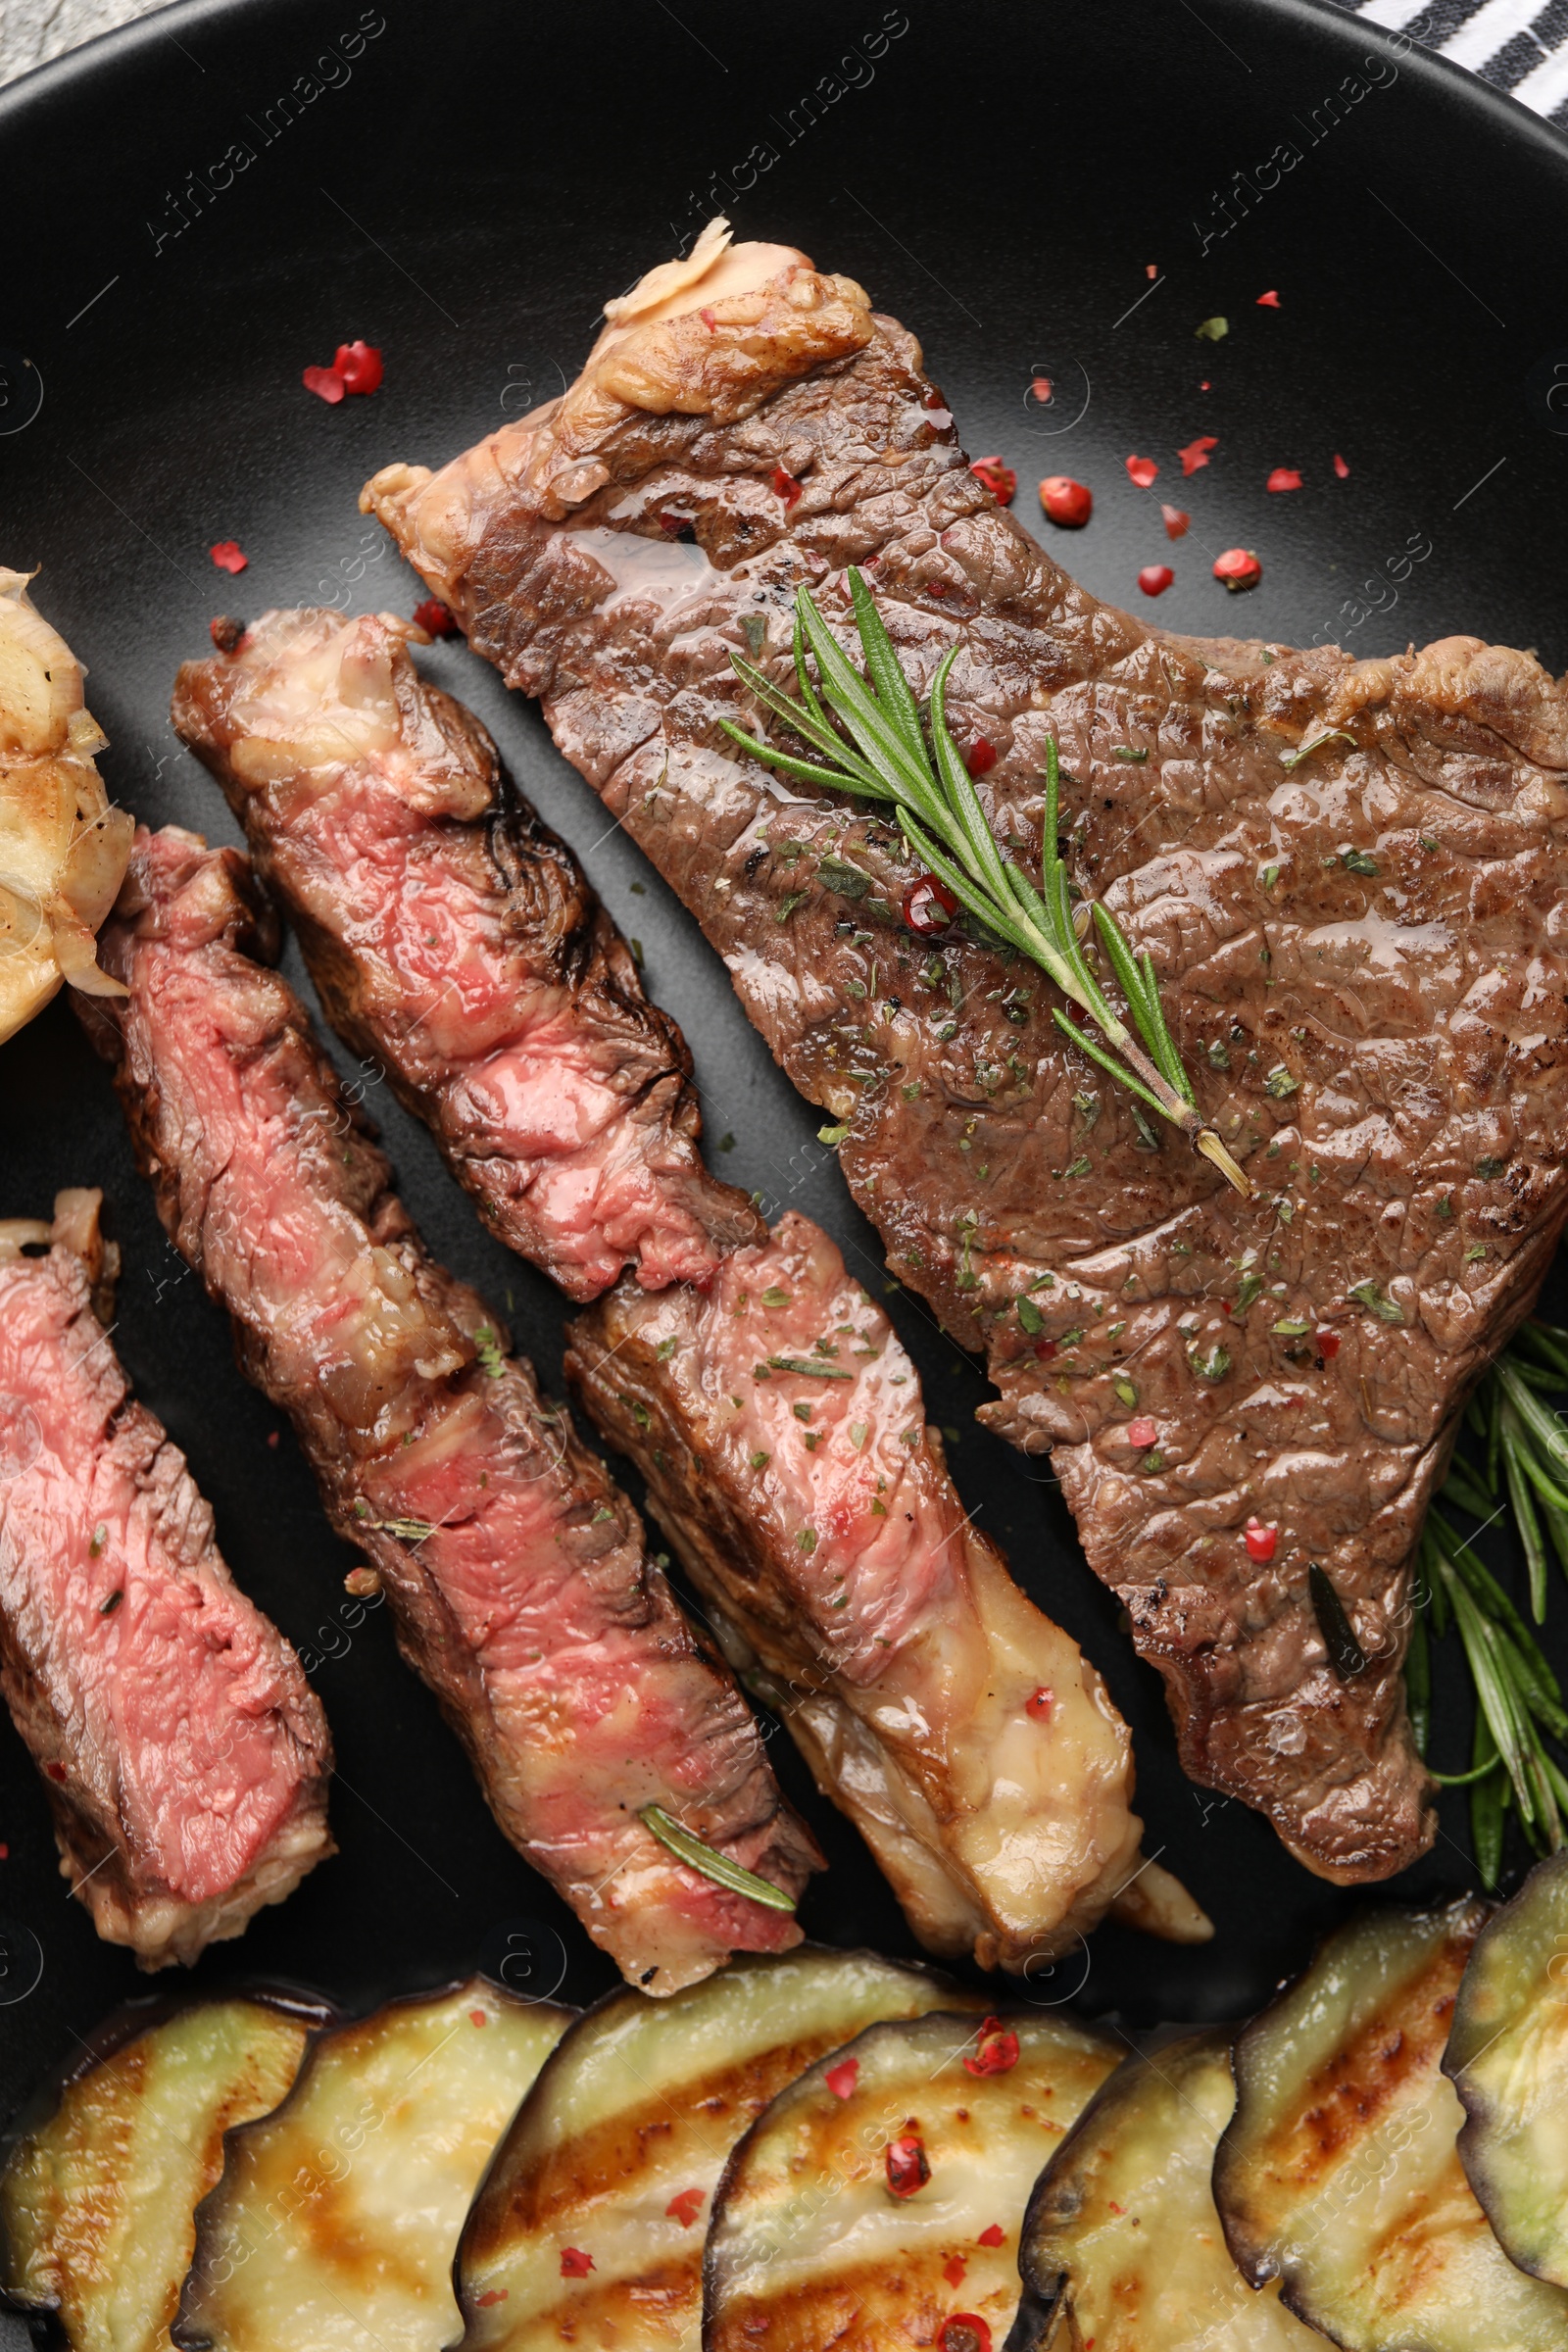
[1446,1849,1568,2286]
[177,1978,568,2352]
[705,2006,1116,2352]
[1215,1899,1568,2349]
[456,1945,969,2350]
[1013,2033,1317,2351]
[1,1995,318,2352]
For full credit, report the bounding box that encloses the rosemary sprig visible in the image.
[1420,1320,1568,1869]
[719,570,1250,1198]
[639,1803,798,1912]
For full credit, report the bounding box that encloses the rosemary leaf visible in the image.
[719,571,1249,1195]
[639,1803,797,1912]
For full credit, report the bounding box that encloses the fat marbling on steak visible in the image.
[365,222,1568,1884]
[569,1210,1210,1967]
[0,1189,332,1966]
[171,607,760,1301]
[170,605,1206,1966]
[82,827,816,1991]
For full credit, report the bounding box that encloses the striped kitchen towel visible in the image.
[1339,0,1568,120]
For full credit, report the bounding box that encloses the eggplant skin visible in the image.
[1446,1848,1568,2287]
[1214,1898,1568,2352]
[1011,2032,1315,2352]
[0,1995,317,2352]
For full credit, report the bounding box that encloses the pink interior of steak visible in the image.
[361,227,1568,1881]
[0,1219,332,1959]
[171,609,756,1300]
[84,824,814,1988]
[567,1210,1208,1967]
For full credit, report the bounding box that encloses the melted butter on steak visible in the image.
[364,232,1568,1883]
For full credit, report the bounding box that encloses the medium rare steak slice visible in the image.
[82,826,816,1991]
[568,1211,1210,1968]
[170,607,760,1301]
[366,224,1568,1885]
[170,607,1204,1963]
[0,1189,332,1967]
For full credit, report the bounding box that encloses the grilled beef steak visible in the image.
[368,224,1568,1884]
[170,611,1203,1964]
[171,608,760,1301]
[82,827,816,1991]
[569,1213,1209,1967]
[0,1189,332,1966]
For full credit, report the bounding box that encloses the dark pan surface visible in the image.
[2,0,1567,2137]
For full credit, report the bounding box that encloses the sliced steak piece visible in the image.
[169,608,1204,1966]
[170,607,759,1301]
[367,227,1568,1885]
[0,1189,332,1967]
[81,827,816,1992]
[567,1211,1210,1969]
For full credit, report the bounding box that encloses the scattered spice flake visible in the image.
[1256,289,1281,308]
[1316,1327,1341,1359]
[1200,377,1211,390]
[771,464,804,507]
[46,1762,67,1784]
[1025,1687,1054,1722]
[1333,452,1350,479]
[209,541,248,574]
[1266,466,1302,493]
[267,1429,280,1448]
[414,598,458,637]
[825,2057,859,2099]
[332,339,383,394]
[0,1845,9,1861]
[886,2131,931,2198]
[303,364,347,405]
[1125,454,1158,488]
[965,737,998,777]
[1213,547,1262,592]
[968,456,1017,505]
[1127,1415,1158,1448]
[699,306,716,329]
[1178,434,1218,476]
[976,2223,1007,2247]
[1147,263,1158,278]
[1030,374,1054,403]
[939,2318,993,2352]
[1195,316,1229,341]
[1160,503,1190,540]
[665,2188,705,2228]
[963,2021,1019,2078]
[944,2256,968,2288]
[1244,1517,1278,1563]
[560,2248,594,2278]
[1137,564,1174,597]
[1039,474,1093,527]
[475,2290,508,2307]
[469,2008,488,2027]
